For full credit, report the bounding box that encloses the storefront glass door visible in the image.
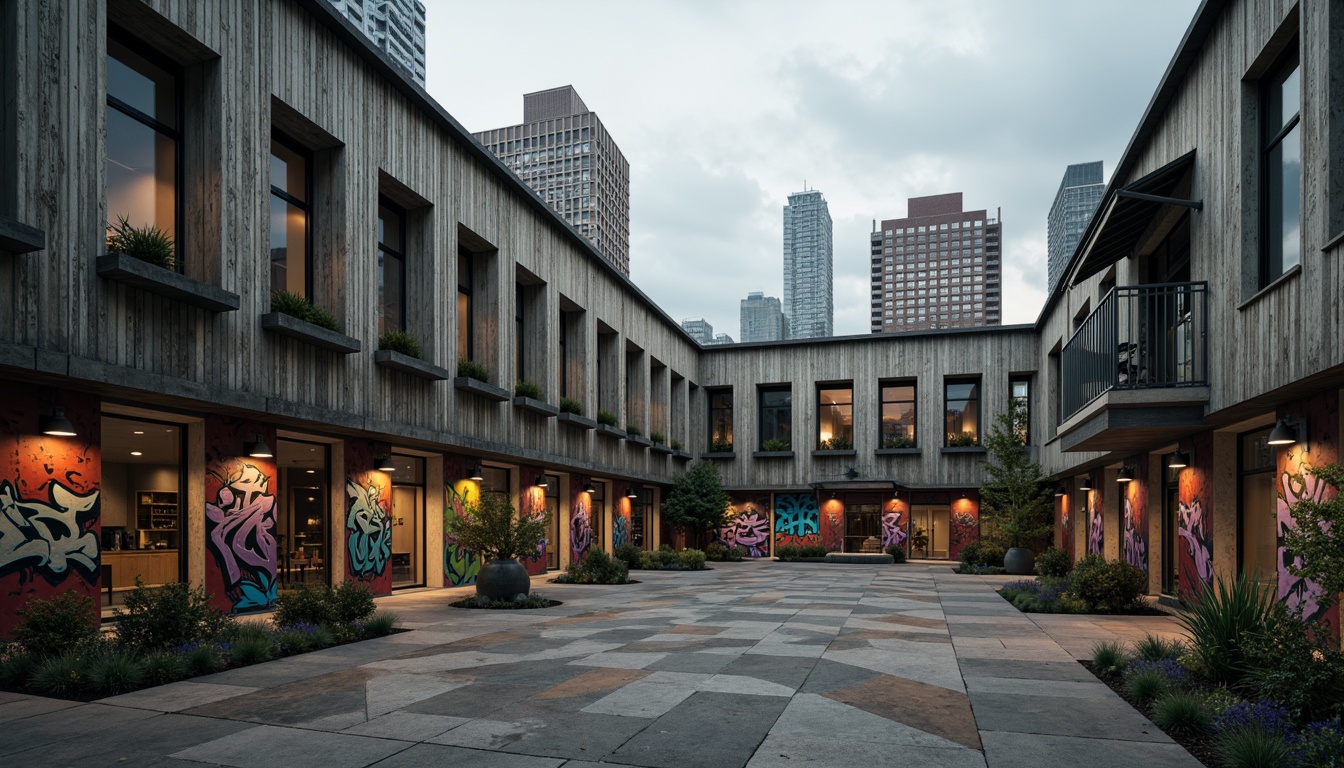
[910,505,950,559]
[277,439,329,588]
[390,455,424,588]
[100,415,184,607]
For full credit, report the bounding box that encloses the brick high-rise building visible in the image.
[325,0,426,86]
[1047,162,1105,293]
[870,193,1001,333]
[474,86,631,275]
[783,189,833,339]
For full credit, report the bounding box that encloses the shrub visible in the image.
[31,651,89,697]
[596,409,618,427]
[1034,547,1072,578]
[229,635,273,666]
[626,424,642,437]
[614,543,644,569]
[1295,718,1344,766]
[378,330,421,359]
[566,550,629,584]
[457,594,554,610]
[704,542,728,562]
[312,625,336,649]
[637,551,657,569]
[0,648,39,690]
[801,545,829,558]
[761,438,790,451]
[273,584,335,627]
[1151,691,1213,735]
[1091,640,1129,677]
[445,492,547,561]
[711,439,732,452]
[1216,726,1292,768]
[882,436,914,449]
[954,563,1008,575]
[725,545,744,561]
[1069,555,1147,612]
[1133,633,1186,662]
[457,358,490,383]
[142,650,189,686]
[1240,602,1344,723]
[818,436,852,450]
[1126,667,1176,706]
[331,582,377,624]
[364,612,400,637]
[106,214,175,270]
[959,540,1006,568]
[679,549,707,570]
[1177,572,1276,686]
[13,591,99,657]
[649,431,665,444]
[655,547,680,567]
[183,643,226,675]
[271,291,340,331]
[273,622,320,655]
[115,580,233,651]
[559,397,584,415]
[86,647,146,696]
[670,439,683,451]
[947,431,978,447]
[775,544,800,562]
[1214,700,1293,736]
[884,544,907,562]
[515,380,542,399]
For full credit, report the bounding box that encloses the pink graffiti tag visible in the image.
[205,463,277,588]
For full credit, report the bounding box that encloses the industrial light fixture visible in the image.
[891,488,900,501]
[1053,485,1067,497]
[376,454,396,472]
[582,481,596,495]
[1078,476,1093,492]
[1117,466,1134,484]
[41,406,77,437]
[1267,418,1299,446]
[535,475,548,489]
[627,486,639,499]
[246,434,273,458]
[959,490,968,499]
[467,466,484,481]
[1168,449,1190,469]
[843,466,859,480]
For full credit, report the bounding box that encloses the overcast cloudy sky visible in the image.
[425,0,1200,338]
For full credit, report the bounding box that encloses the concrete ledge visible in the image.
[699,450,735,460]
[453,377,510,402]
[557,412,596,429]
[875,447,921,456]
[373,349,451,380]
[810,449,856,458]
[651,443,673,455]
[824,553,894,564]
[513,396,559,417]
[261,312,360,353]
[0,215,45,253]
[596,424,626,440]
[98,253,241,312]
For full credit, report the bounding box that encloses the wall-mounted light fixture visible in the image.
[467,466,484,481]
[1078,476,1093,492]
[1267,417,1300,446]
[843,466,859,480]
[535,475,548,489]
[41,406,77,437]
[1117,466,1134,484]
[376,454,396,472]
[829,491,838,500]
[582,481,596,494]
[891,488,900,501]
[959,490,968,499]
[1053,485,1067,497]
[246,434,273,458]
[1168,449,1190,469]
[627,486,639,499]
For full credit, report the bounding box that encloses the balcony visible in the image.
[1059,281,1209,452]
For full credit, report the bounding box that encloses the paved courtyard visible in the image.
[0,562,1200,767]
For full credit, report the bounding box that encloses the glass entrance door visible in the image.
[390,455,424,588]
[843,503,881,552]
[910,505,950,559]
[277,439,329,588]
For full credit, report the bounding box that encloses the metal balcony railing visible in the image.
[1061,281,1209,420]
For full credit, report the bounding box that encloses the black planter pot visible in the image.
[476,558,531,599]
[1004,547,1034,575]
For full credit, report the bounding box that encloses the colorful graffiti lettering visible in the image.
[0,480,100,584]
[1087,494,1103,557]
[1278,468,1332,625]
[346,478,391,580]
[880,509,906,549]
[949,508,979,560]
[718,507,771,557]
[571,494,592,562]
[612,512,628,548]
[1122,497,1146,569]
[444,482,479,586]
[774,494,819,540]
[205,462,278,610]
[1177,498,1213,587]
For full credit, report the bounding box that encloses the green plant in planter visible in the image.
[515,380,542,399]
[818,436,852,450]
[650,431,666,445]
[882,435,914,449]
[670,438,683,451]
[626,424,642,437]
[378,330,422,359]
[271,291,340,331]
[947,432,979,447]
[559,397,584,415]
[444,492,548,562]
[761,438,790,452]
[596,410,618,427]
[457,358,490,383]
[107,214,176,270]
[711,439,732,452]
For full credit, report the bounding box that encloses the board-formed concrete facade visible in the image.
[0,0,1342,635]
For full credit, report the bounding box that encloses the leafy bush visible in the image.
[378,330,422,359]
[456,594,554,609]
[724,545,744,561]
[626,424,642,437]
[650,431,666,445]
[1035,547,1072,578]
[31,651,90,697]
[954,563,1007,575]
[705,542,729,562]
[559,397,584,415]
[364,612,400,637]
[761,438,790,451]
[107,214,175,270]
[818,436,852,450]
[86,647,146,696]
[1295,718,1344,766]
[801,545,828,558]
[614,543,644,569]
[186,643,225,675]
[1151,691,1213,735]
[1091,640,1129,677]
[710,439,732,452]
[1126,667,1176,706]
[271,291,340,331]
[670,439,683,451]
[565,550,629,584]
[331,582,377,624]
[1177,572,1276,686]
[775,544,800,561]
[596,409,618,427]
[947,431,978,447]
[142,650,189,687]
[679,549,707,570]
[13,591,99,657]
[1216,726,1292,768]
[457,358,490,382]
[515,380,542,399]
[882,436,914,449]
[229,635,273,666]
[1069,555,1147,612]
[637,551,657,569]
[1133,633,1186,662]
[959,540,1006,568]
[274,584,335,627]
[445,492,547,561]
[1240,602,1344,723]
[115,580,233,652]
[273,622,319,655]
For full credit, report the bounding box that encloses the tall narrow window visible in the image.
[270,136,310,296]
[708,388,733,451]
[515,284,527,385]
[817,384,853,450]
[758,385,792,450]
[377,199,405,335]
[558,309,568,398]
[457,250,473,361]
[1261,43,1301,286]
[1239,427,1277,588]
[1010,376,1031,444]
[944,379,980,446]
[106,35,180,268]
[880,381,916,448]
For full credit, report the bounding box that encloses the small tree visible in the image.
[445,493,548,561]
[1282,463,1344,603]
[979,400,1054,548]
[663,461,731,547]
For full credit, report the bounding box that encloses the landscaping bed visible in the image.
[996,554,1167,615]
[451,594,562,609]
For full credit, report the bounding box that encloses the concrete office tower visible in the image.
[1047,162,1105,293]
[740,292,787,342]
[709,333,735,345]
[474,86,632,275]
[783,189,834,339]
[680,318,713,344]
[870,193,1002,333]
[325,0,426,87]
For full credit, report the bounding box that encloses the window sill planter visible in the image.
[513,396,559,417]
[875,448,921,456]
[699,450,735,460]
[627,435,653,448]
[651,443,674,455]
[1,216,44,254]
[453,377,510,402]
[98,253,240,312]
[673,449,693,461]
[940,446,986,455]
[596,423,626,440]
[752,450,795,459]
[373,349,451,380]
[261,312,359,353]
[557,412,596,430]
[810,449,857,458]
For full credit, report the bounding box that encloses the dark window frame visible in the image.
[515,283,526,384]
[943,377,981,447]
[269,130,314,299]
[1010,375,1031,445]
[557,309,568,399]
[1259,39,1301,288]
[816,382,854,449]
[106,25,185,272]
[377,196,406,335]
[707,387,733,451]
[879,379,917,448]
[457,248,474,362]
[757,384,792,450]
[1236,425,1276,576]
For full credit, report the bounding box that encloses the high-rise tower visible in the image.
[783,189,833,339]
[325,0,426,87]
[1047,162,1105,293]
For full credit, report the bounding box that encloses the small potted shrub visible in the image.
[650,431,666,445]
[457,358,490,383]
[761,438,790,452]
[559,397,584,415]
[882,435,914,449]
[107,215,175,271]
[818,436,853,450]
[670,438,683,451]
[596,410,618,427]
[445,493,548,600]
[515,381,542,399]
[272,290,340,331]
[626,424,642,438]
[378,330,422,359]
[711,439,732,452]
[947,432,979,448]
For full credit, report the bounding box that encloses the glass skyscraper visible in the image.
[1047,162,1105,293]
[783,189,833,339]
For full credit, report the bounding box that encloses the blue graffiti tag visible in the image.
[774,494,819,538]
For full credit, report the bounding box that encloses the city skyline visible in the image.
[425,1,1200,339]
[783,189,833,339]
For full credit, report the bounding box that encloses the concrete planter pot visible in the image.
[1004,547,1034,575]
[476,558,531,599]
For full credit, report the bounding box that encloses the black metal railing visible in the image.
[1062,281,1208,420]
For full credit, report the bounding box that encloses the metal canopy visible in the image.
[1071,150,1199,286]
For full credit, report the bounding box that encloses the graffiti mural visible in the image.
[948,496,979,560]
[773,493,820,549]
[0,480,100,583]
[880,500,907,550]
[717,497,771,557]
[444,472,479,587]
[1057,490,1074,561]
[612,511,629,548]
[205,460,278,611]
[1176,432,1214,597]
[1123,457,1148,571]
[520,480,548,577]
[820,499,844,552]
[1122,498,1146,569]
[1276,394,1340,635]
[570,490,592,563]
[346,478,391,581]
[1086,485,1104,557]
